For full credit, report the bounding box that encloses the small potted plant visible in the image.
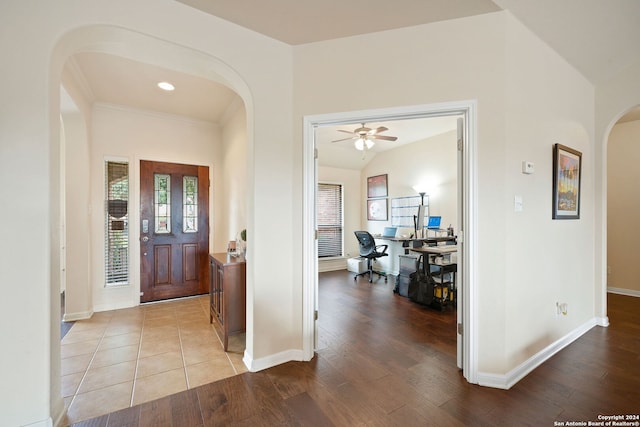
[236,229,247,258]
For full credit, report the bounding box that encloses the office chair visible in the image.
[354,231,388,283]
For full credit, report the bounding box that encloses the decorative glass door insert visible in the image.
[154,173,171,233]
[183,176,198,233]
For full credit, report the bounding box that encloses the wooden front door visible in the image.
[140,160,209,302]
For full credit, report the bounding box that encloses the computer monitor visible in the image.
[382,227,397,238]
[427,216,442,229]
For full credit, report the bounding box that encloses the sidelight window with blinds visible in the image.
[317,183,343,258]
[105,161,130,286]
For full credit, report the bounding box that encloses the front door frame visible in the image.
[138,160,210,303]
[302,100,479,384]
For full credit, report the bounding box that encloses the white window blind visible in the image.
[317,183,343,258]
[105,161,129,286]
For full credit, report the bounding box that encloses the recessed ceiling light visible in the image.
[157,81,175,91]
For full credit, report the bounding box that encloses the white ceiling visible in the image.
[66,52,239,122]
[61,1,640,168]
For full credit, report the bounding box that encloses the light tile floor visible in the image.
[61,295,247,425]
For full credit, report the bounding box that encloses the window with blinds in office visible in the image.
[317,183,343,258]
[105,161,129,286]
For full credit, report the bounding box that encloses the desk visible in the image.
[374,236,456,275]
[410,245,457,308]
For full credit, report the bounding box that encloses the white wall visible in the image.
[607,120,640,295]
[62,111,93,320]
[501,15,595,373]
[219,100,248,251]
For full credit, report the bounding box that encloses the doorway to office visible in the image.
[302,101,478,384]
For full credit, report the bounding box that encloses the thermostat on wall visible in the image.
[522,161,535,174]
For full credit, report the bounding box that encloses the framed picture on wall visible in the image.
[367,198,388,221]
[552,143,582,219]
[367,174,388,198]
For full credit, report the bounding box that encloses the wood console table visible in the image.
[209,253,246,351]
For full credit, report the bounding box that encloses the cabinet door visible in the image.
[216,264,225,325]
[209,257,223,324]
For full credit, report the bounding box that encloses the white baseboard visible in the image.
[318,258,347,273]
[24,417,53,427]
[93,300,136,313]
[243,348,306,372]
[607,287,640,298]
[477,317,598,389]
[62,310,93,322]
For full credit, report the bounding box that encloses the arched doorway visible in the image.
[51,24,253,418]
[606,106,640,298]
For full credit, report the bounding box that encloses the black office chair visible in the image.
[354,231,388,283]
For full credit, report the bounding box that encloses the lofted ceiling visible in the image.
[177,0,640,86]
[61,1,640,168]
[175,0,501,46]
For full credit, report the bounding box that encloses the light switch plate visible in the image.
[514,195,523,212]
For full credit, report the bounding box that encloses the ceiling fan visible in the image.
[332,123,398,150]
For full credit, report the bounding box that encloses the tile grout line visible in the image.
[66,315,113,415]
[129,309,146,408]
[177,305,191,390]
[200,297,241,375]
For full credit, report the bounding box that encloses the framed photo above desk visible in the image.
[367,174,388,198]
[367,198,388,221]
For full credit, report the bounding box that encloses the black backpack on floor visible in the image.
[408,270,434,306]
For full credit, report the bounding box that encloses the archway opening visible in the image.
[51,25,253,421]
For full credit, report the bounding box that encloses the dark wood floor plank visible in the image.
[171,389,203,427]
[196,379,234,425]
[198,374,263,425]
[69,414,109,427]
[285,392,334,427]
[332,381,392,426]
[240,371,297,425]
[138,395,172,427]
[106,406,139,427]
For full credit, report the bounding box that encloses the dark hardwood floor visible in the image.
[70,271,640,426]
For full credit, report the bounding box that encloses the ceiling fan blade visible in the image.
[331,136,357,143]
[337,129,355,134]
[370,135,398,141]
[372,126,389,134]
